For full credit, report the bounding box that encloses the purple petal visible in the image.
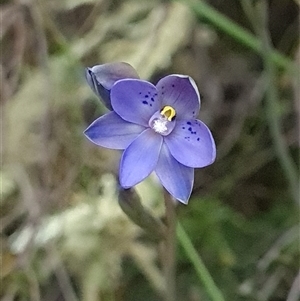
[165,119,216,168]
[88,62,139,89]
[156,75,200,119]
[84,112,145,149]
[111,79,160,127]
[86,62,139,110]
[86,69,112,109]
[155,144,194,204]
[120,129,163,188]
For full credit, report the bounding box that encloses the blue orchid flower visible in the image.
[84,63,216,204]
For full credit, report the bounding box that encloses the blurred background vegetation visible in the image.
[1,0,299,300]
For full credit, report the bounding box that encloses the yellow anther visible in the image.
[160,106,176,121]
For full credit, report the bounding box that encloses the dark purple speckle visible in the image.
[145,95,149,98]
[142,101,148,105]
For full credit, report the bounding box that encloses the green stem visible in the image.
[118,188,166,241]
[163,190,177,301]
[174,0,294,71]
[177,222,225,301]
